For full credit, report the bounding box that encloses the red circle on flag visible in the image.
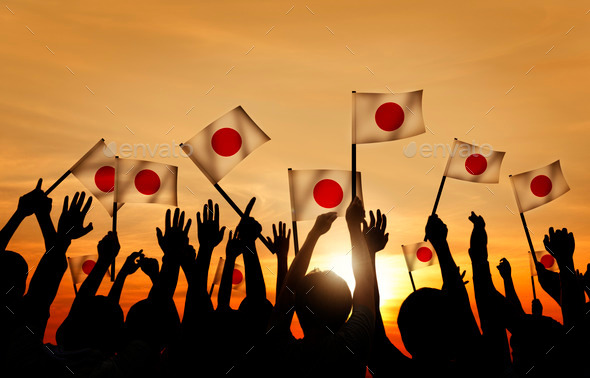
[211,128,242,157]
[416,247,433,262]
[82,260,96,275]
[232,268,243,285]
[540,254,555,269]
[375,102,405,131]
[135,169,160,195]
[95,166,115,193]
[313,179,344,209]
[530,175,552,197]
[465,154,487,175]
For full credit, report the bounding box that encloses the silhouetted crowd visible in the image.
[1,180,589,377]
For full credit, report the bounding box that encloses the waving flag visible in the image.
[530,250,559,275]
[402,241,438,272]
[289,169,363,221]
[444,139,505,183]
[353,90,425,144]
[68,254,109,284]
[510,160,569,213]
[70,139,121,216]
[115,158,177,206]
[231,262,245,290]
[181,106,270,184]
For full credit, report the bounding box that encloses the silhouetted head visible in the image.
[398,288,460,362]
[295,270,352,336]
[0,251,28,304]
[125,298,180,350]
[57,295,123,355]
[531,299,543,317]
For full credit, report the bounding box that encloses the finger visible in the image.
[282,222,286,237]
[369,211,375,229]
[62,196,69,213]
[173,208,180,228]
[229,230,233,240]
[273,223,278,239]
[549,227,555,239]
[80,223,93,237]
[35,178,42,190]
[196,212,202,227]
[376,209,382,228]
[381,214,387,232]
[266,236,272,246]
[208,199,213,221]
[214,202,220,225]
[184,218,192,235]
[165,209,171,232]
[219,226,226,240]
[362,220,369,232]
[71,192,80,210]
[179,211,185,228]
[77,192,86,211]
[244,197,256,217]
[81,196,93,216]
[287,228,291,242]
[384,233,389,244]
[156,227,163,243]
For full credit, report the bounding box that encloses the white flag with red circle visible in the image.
[68,254,108,285]
[181,106,270,184]
[352,90,425,144]
[510,160,569,213]
[212,257,245,291]
[529,250,559,276]
[288,169,363,222]
[402,241,438,272]
[115,158,178,206]
[70,139,122,216]
[444,139,505,183]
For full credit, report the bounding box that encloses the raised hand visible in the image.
[468,211,488,263]
[17,178,51,217]
[266,222,291,257]
[196,199,225,249]
[236,197,262,244]
[97,231,120,264]
[346,196,365,226]
[425,214,448,245]
[120,250,144,276]
[496,258,511,280]
[156,208,191,257]
[226,229,244,260]
[57,192,93,240]
[362,209,389,254]
[543,227,575,267]
[311,212,338,236]
[140,256,160,282]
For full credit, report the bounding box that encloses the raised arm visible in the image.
[266,222,291,303]
[77,231,119,298]
[217,229,243,311]
[108,250,143,304]
[237,198,266,303]
[497,258,524,315]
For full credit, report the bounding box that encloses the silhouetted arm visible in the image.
[535,262,561,305]
[78,231,119,298]
[237,198,267,303]
[497,258,525,316]
[266,222,291,302]
[108,250,143,304]
[217,229,242,311]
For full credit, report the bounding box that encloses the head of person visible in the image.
[0,251,28,305]
[398,288,461,362]
[57,295,124,355]
[531,299,543,317]
[124,298,180,350]
[295,270,352,336]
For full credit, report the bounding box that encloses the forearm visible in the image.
[276,255,288,303]
[218,256,236,310]
[559,258,585,326]
[349,224,375,312]
[503,277,524,315]
[0,210,25,251]
[432,240,459,287]
[159,256,181,300]
[108,271,129,304]
[243,242,266,301]
[78,258,110,298]
[194,245,213,293]
[35,211,57,251]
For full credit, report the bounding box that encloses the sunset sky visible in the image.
[1,0,590,356]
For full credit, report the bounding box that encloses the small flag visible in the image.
[352,90,425,144]
[444,139,505,183]
[212,257,224,285]
[232,263,245,290]
[68,254,109,285]
[529,250,559,276]
[288,169,363,222]
[510,160,569,213]
[402,241,438,272]
[115,158,178,206]
[70,139,121,216]
[181,106,270,184]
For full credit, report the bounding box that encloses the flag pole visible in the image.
[111,201,117,282]
[352,90,357,200]
[519,210,538,299]
[287,168,300,255]
[67,257,79,295]
[408,271,416,292]
[46,170,72,195]
[208,282,215,297]
[212,183,274,252]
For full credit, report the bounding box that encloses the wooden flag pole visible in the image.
[423,175,447,242]
[287,168,300,255]
[46,170,72,195]
[519,211,538,299]
[352,90,357,200]
[212,183,274,252]
[408,271,416,292]
[111,202,117,282]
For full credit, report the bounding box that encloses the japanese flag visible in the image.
[231,262,245,290]
[115,158,178,206]
[444,139,505,183]
[352,90,425,144]
[68,254,109,285]
[510,160,569,213]
[70,139,122,216]
[529,250,559,276]
[181,106,270,184]
[402,241,438,272]
[288,169,363,222]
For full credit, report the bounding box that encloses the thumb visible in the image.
[81,223,93,237]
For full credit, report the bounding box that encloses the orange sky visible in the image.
[1,0,590,357]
